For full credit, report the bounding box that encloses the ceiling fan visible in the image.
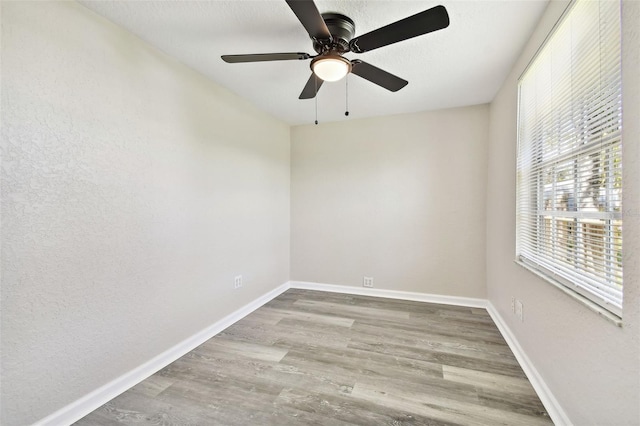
[222,0,450,100]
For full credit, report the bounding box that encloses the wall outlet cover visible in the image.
[515,299,524,322]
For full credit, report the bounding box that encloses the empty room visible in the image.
[1,0,638,425]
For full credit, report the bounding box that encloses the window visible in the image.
[516,0,622,316]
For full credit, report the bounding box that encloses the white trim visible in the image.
[290,280,488,308]
[486,302,573,426]
[515,259,622,326]
[33,282,290,426]
[33,281,569,426]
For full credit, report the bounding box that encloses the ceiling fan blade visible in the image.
[221,52,311,63]
[299,73,324,99]
[349,5,449,53]
[285,0,332,40]
[350,60,408,92]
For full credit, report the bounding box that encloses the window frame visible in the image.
[515,0,623,321]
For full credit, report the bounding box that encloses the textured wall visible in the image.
[291,105,489,298]
[486,0,640,424]
[1,2,290,424]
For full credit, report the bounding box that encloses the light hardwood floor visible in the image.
[76,289,553,425]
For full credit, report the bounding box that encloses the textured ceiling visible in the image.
[79,0,549,125]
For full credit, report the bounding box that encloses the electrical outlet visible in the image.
[515,299,524,322]
[234,275,242,289]
[363,277,374,288]
[511,297,516,313]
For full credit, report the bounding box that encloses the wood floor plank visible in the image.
[240,308,286,326]
[199,337,289,362]
[346,339,528,379]
[351,381,552,426]
[76,386,224,425]
[156,356,285,402]
[76,289,553,425]
[128,375,176,398]
[442,364,538,395]
[349,320,518,363]
[476,386,550,418]
[262,306,356,328]
[292,299,412,321]
[275,387,459,426]
[219,318,353,350]
[156,378,282,418]
[281,345,444,385]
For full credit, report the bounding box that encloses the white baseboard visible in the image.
[34,281,568,426]
[34,282,290,426]
[486,302,572,426]
[290,280,488,308]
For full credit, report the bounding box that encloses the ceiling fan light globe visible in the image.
[311,56,351,82]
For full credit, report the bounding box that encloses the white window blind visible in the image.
[516,0,622,316]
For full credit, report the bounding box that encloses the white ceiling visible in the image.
[79,0,548,125]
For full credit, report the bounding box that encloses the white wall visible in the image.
[0,2,290,425]
[291,106,489,298]
[486,0,640,424]
[4,0,638,424]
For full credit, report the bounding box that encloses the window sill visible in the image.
[514,259,623,327]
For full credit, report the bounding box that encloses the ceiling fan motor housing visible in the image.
[313,13,355,54]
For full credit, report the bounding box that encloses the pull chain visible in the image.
[345,74,350,117]
[314,76,319,125]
